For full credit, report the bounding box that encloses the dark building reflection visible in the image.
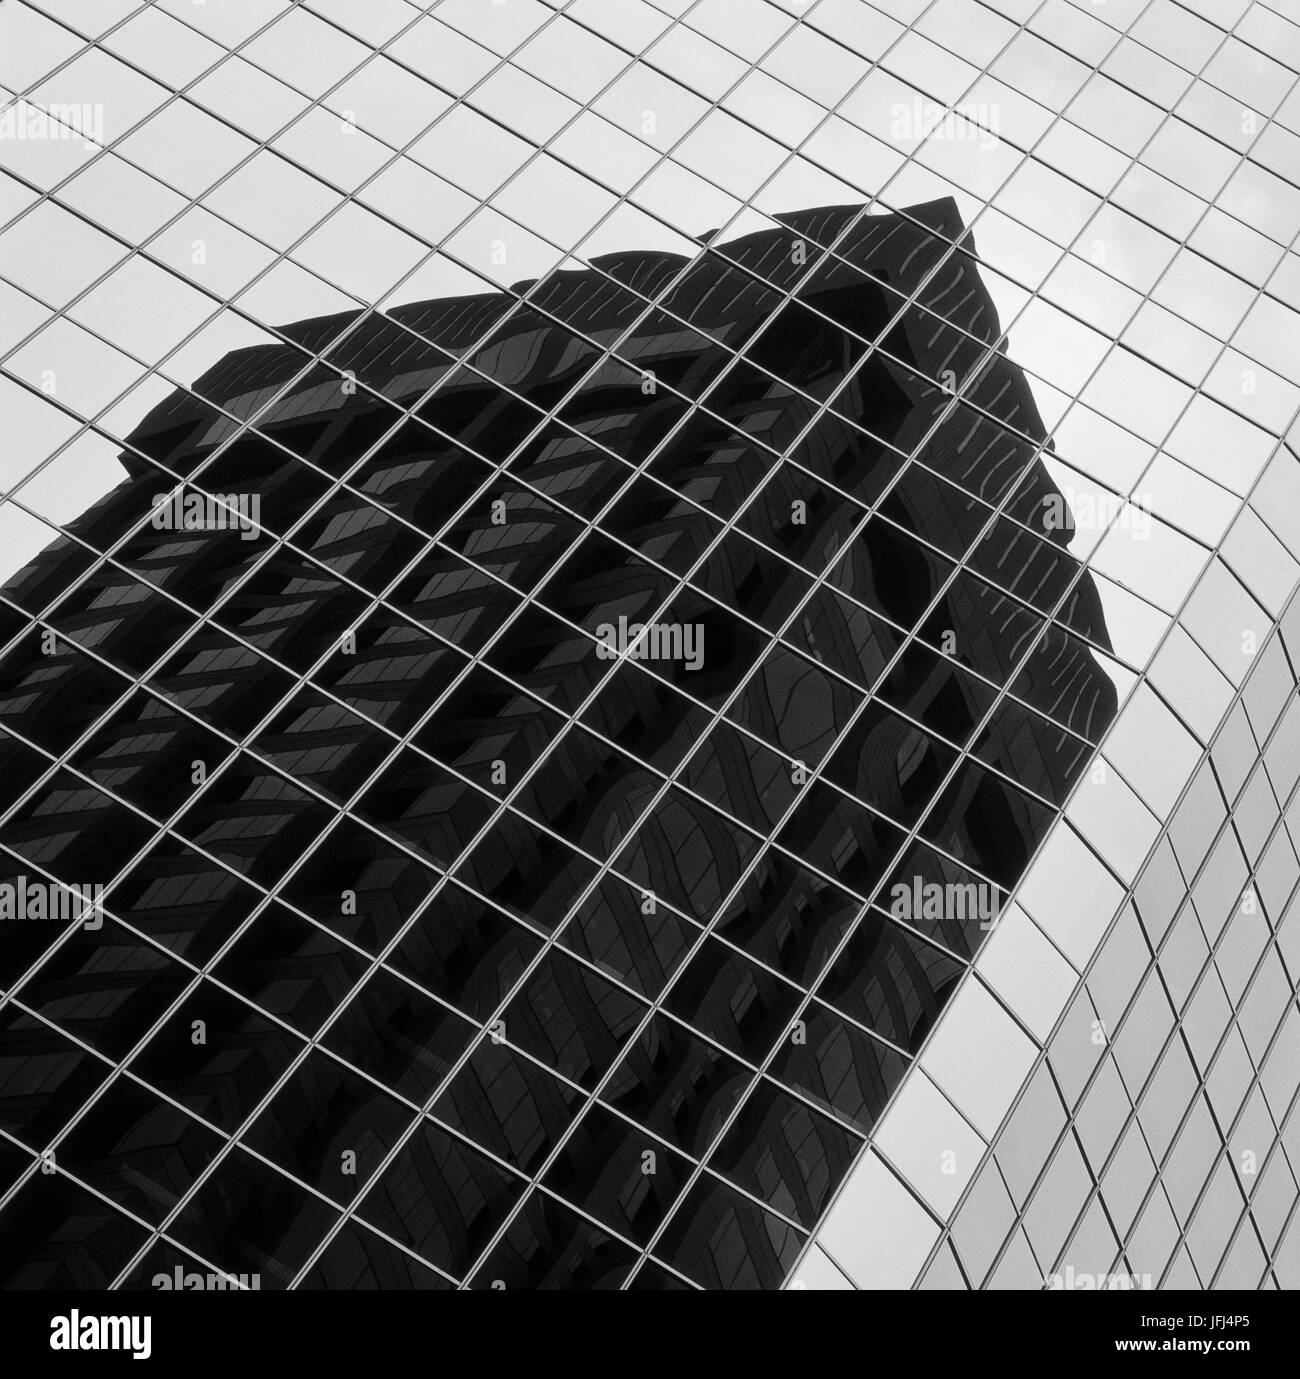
[0,197,1115,1289]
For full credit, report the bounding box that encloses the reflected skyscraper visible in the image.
[0,198,1119,1288]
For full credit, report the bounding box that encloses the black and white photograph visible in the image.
[0,0,1298,1343]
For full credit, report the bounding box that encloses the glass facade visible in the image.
[0,0,1298,1292]
[795,540,1300,1290]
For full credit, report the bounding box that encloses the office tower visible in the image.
[1,0,1298,1293]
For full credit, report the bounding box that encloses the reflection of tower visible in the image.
[0,197,1115,1290]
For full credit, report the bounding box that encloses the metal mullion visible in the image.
[7,0,975,876]
[104,0,998,1263]
[914,569,1300,1291]
[9,64,1280,475]
[0,691,939,1107]
[0,505,510,1011]
[1263,1130,1300,1288]
[926,613,1300,1287]
[1,0,457,361]
[289,0,1246,1279]
[453,331,1131,1288]
[7,0,1290,1301]
[3,900,815,1287]
[155,0,1300,1290]
[1064,836,1298,1289]
[0,868,711,1294]
[629,0,1300,230]
[0,500,1024,993]
[0,825,769,1166]
[2,0,651,544]
[295,243,1192,616]
[618,0,1300,283]
[1204,1075,1300,1288]
[311,0,1300,397]
[1150,810,1300,1285]
[633,0,1296,1275]
[442,3,1300,692]
[1059,0,1300,118]
[375,76,1299,478]
[962,836,1299,1288]
[1025,0,1300,153]
[0,512,484,894]
[6,248,1171,673]
[11,0,1186,557]
[7,0,1269,635]
[427,519,1090,831]
[928,619,1300,1288]
[0,1029,470,1291]
[349,371,1134,740]
[5,0,743,615]
[1102,866,1300,1291]
[1,460,1036,1004]
[786,35,1300,1280]
[0,1128,272,1291]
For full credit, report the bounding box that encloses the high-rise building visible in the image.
[0,195,1120,1289]
[1,0,1298,1293]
